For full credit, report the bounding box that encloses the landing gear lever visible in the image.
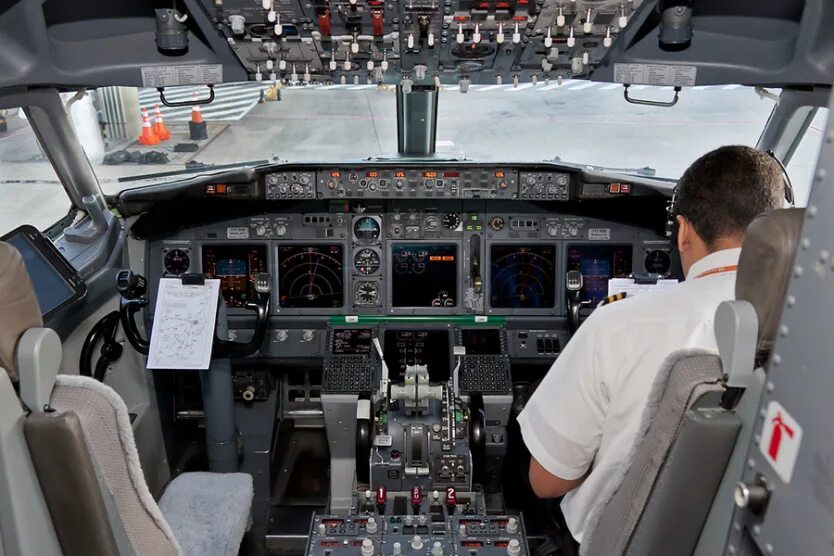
[566,270,590,335]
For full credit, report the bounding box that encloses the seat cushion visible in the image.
[159,472,253,556]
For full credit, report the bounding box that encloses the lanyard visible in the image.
[694,265,738,279]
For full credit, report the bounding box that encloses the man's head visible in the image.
[673,145,787,274]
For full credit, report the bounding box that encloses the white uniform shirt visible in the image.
[518,248,741,543]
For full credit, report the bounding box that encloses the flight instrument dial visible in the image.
[353,216,381,242]
[163,248,190,275]
[354,282,380,306]
[354,248,381,275]
[644,250,672,275]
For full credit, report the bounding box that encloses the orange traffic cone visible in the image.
[138,107,159,145]
[153,104,171,141]
[189,94,207,140]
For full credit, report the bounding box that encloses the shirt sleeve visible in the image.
[517,312,610,481]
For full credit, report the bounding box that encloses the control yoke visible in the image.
[566,270,591,335]
[116,269,273,359]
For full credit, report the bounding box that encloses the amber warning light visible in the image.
[494,171,505,178]
[394,170,406,178]
[422,171,438,178]
[366,171,379,178]
[330,171,341,178]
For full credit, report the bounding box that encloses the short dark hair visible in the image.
[675,145,786,246]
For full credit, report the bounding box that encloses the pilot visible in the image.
[517,145,788,552]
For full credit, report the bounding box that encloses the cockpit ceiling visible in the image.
[0,0,832,90]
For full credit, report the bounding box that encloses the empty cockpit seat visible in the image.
[27,375,254,556]
[0,241,253,556]
[582,208,803,556]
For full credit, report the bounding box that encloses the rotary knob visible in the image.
[255,225,267,236]
[568,226,579,236]
[425,216,439,230]
[489,217,505,231]
[275,330,289,342]
[275,225,287,236]
[301,330,315,342]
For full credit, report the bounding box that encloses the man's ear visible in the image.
[676,215,690,254]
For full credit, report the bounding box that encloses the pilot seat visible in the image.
[581,208,804,556]
[0,242,254,556]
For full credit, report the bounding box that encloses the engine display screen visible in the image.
[567,244,633,305]
[383,330,451,382]
[202,244,268,308]
[461,329,503,355]
[277,244,344,308]
[490,244,557,309]
[332,328,373,355]
[391,244,457,308]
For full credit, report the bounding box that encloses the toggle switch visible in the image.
[566,25,575,47]
[512,22,521,44]
[583,8,593,33]
[544,27,552,48]
[473,23,481,43]
[603,26,612,47]
[496,22,505,44]
[428,32,435,46]
[456,23,464,44]
[556,5,565,27]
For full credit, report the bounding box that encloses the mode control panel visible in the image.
[265,171,316,200]
[518,171,571,201]
[317,168,522,200]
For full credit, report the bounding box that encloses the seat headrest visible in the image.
[736,208,805,363]
[0,242,43,381]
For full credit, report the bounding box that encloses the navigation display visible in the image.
[391,244,457,308]
[567,245,633,305]
[490,244,557,309]
[202,244,268,308]
[277,244,344,308]
[383,330,451,382]
[332,328,373,355]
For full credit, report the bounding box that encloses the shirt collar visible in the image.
[685,247,742,280]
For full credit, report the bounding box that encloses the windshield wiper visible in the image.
[549,156,658,178]
[115,159,269,183]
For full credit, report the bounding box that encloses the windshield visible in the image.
[0,83,789,234]
[80,83,778,190]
